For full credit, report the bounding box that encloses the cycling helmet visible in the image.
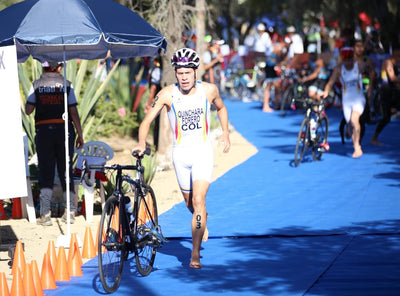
[171,48,200,68]
[340,47,354,60]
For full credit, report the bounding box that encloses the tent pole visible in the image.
[56,50,71,248]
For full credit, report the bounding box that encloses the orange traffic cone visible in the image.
[23,263,36,296]
[0,201,7,220]
[11,198,23,219]
[82,227,96,259]
[0,272,10,296]
[47,240,57,273]
[80,199,86,215]
[11,241,25,276]
[68,234,82,266]
[68,243,83,277]
[40,253,57,290]
[31,260,44,296]
[10,268,24,296]
[54,247,70,282]
[95,222,100,254]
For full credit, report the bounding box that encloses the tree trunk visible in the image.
[196,0,206,77]
[157,0,186,158]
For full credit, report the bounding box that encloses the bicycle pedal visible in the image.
[150,226,168,246]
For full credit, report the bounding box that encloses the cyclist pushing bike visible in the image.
[133,48,231,269]
[82,148,166,293]
[322,46,370,158]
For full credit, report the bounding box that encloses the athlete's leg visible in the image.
[350,110,363,158]
[262,82,274,112]
[181,190,208,240]
[371,85,393,146]
[273,79,281,109]
[189,180,209,269]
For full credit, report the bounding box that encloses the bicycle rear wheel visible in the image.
[98,195,126,293]
[280,84,294,116]
[294,117,309,167]
[135,185,159,276]
[312,115,329,161]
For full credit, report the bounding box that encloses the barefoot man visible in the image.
[322,47,368,158]
[132,48,231,269]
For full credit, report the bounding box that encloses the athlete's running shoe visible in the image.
[320,142,330,152]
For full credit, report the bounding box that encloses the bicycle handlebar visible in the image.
[80,147,152,187]
[292,97,326,110]
[132,147,151,158]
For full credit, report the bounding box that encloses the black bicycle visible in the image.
[294,98,329,167]
[280,79,307,116]
[81,148,167,293]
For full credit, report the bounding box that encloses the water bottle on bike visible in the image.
[310,118,316,139]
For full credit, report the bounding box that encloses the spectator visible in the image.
[202,35,224,91]
[248,23,273,63]
[286,26,304,60]
[25,61,84,226]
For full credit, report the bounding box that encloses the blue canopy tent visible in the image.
[0,0,167,243]
[0,0,167,62]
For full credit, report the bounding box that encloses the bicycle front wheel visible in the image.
[294,117,309,167]
[135,185,158,276]
[312,115,329,161]
[98,195,126,293]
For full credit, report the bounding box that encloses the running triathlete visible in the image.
[322,47,367,158]
[132,48,231,269]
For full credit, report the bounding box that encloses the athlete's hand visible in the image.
[132,144,146,157]
[320,90,329,100]
[218,131,231,153]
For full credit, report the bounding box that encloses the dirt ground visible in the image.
[0,128,257,287]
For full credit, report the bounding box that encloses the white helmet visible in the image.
[171,48,200,68]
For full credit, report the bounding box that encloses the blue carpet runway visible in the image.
[47,100,400,295]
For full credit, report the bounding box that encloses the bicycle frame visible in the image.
[294,98,329,167]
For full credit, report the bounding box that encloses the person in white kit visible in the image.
[322,47,367,158]
[132,48,231,269]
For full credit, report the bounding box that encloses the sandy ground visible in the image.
[0,128,257,287]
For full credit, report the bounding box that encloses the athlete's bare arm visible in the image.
[203,82,231,153]
[134,85,173,154]
[384,59,400,86]
[321,63,341,99]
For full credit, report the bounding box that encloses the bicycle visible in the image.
[224,65,251,101]
[224,62,266,102]
[81,148,167,293]
[293,97,330,167]
[280,77,307,116]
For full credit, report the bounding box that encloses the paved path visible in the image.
[48,99,400,295]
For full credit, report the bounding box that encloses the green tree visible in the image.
[0,0,23,11]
